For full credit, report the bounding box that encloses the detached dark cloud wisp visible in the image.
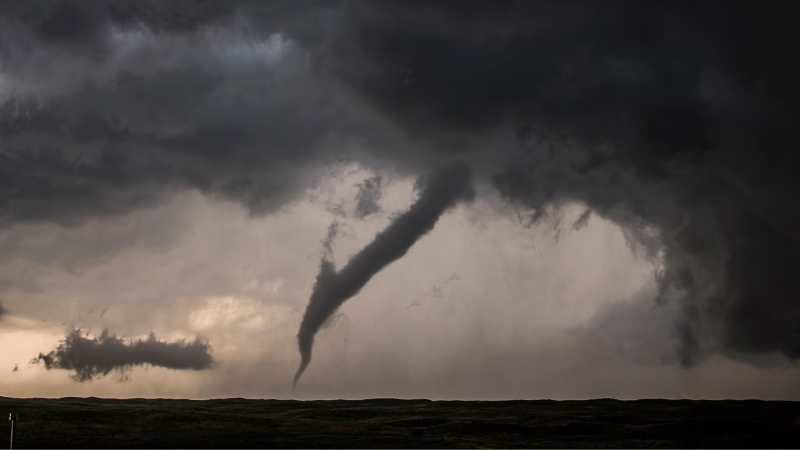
[354,175,384,219]
[33,329,213,381]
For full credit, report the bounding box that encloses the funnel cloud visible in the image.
[294,164,474,385]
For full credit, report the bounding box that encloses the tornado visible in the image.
[294,164,474,386]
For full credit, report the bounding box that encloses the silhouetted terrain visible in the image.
[1,397,799,448]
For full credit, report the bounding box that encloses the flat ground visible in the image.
[1,397,799,448]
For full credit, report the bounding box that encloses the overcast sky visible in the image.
[1,1,799,399]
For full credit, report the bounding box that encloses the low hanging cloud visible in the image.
[33,329,213,381]
[324,1,800,366]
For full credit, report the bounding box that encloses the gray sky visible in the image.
[1,1,799,399]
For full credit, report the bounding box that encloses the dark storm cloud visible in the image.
[329,2,794,141]
[322,1,800,364]
[33,329,213,381]
[295,165,474,385]
[0,0,244,44]
[0,0,370,227]
[1,0,798,368]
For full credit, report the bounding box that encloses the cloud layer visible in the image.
[0,1,798,394]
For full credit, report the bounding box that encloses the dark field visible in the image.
[1,397,799,448]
